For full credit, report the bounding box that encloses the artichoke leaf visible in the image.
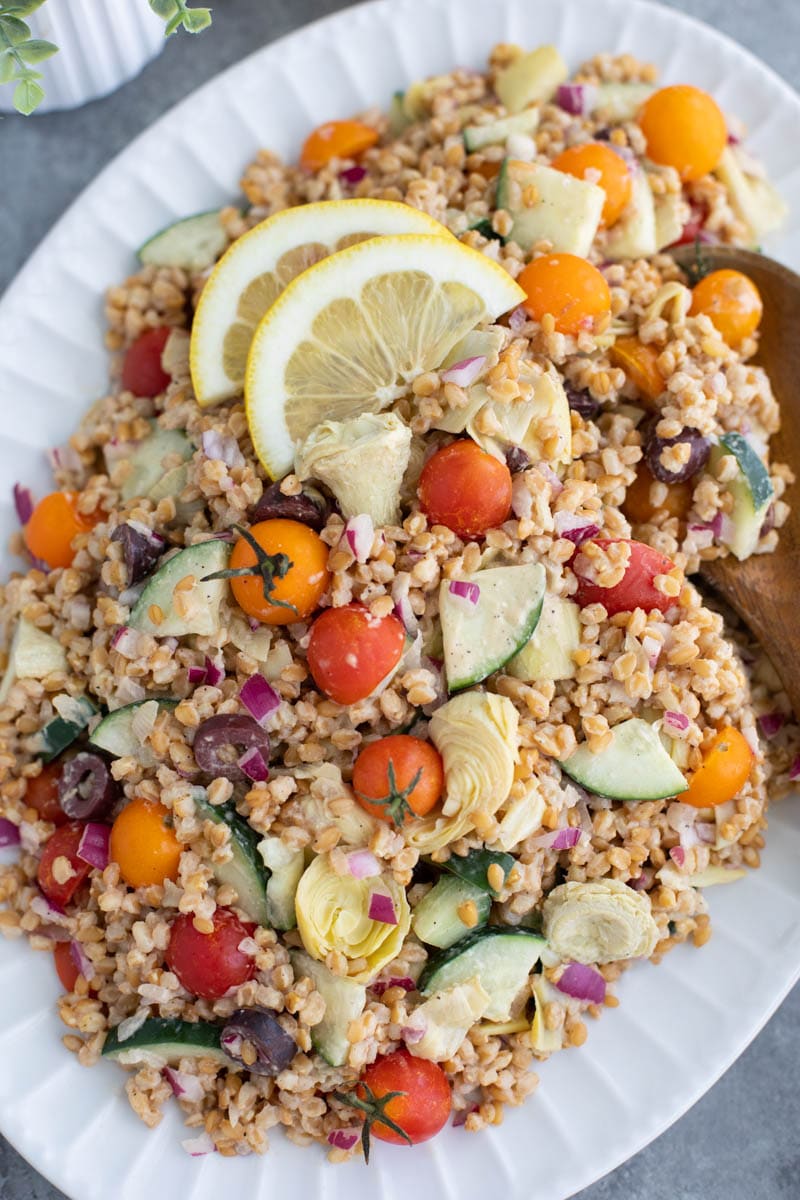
[405,977,490,1061]
[542,878,658,965]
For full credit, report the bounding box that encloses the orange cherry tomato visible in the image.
[551,142,633,226]
[638,85,727,182]
[353,735,444,825]
[54,941,80,992]
[623,460,693,525]
[609,336,665,406]
[418,440,512,540]
[518,253,611,337]
[24,491,99,570]
[37,821,92,907]
[357,1050,451,1151]
[307,603,406,706]
[300,120,379,172]
[110,796,182,889]
[689,269,763,347]
[682,726,754,808]
[228,519,330,626]
[25,762,67,826]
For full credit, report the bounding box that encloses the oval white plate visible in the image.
[1,1,799,1198]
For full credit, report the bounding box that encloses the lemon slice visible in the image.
[245,234,526,479]
[190,199,450,406]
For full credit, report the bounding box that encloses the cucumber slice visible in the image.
[137,210,229,272]
[506,594,581,682]
[711,432,774,561]
[128,540,230,637]
[258,835,305,930]
[412,876,491,949]
[496,158,604,256]
[560,717,688,801]
[495,44,568,113]
[120,425,193,503]
[388,90,410,136]
[438,848,515,895]
[593,82,653,121]
[193,792,269,927]
[289,949,366,1067]
[89,698,177,767]
[39,695,98,762]
[464,108,540,152]
[0,618,67,704]
[440,562,546,692]
[419,927,546,1022]
[604,169,657,260]
[466,217,506,243]
[103,1017,229,1066]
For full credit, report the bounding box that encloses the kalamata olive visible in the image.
[192,714,270,783]
[251,482,329,532]
[643,427,711,484]
[505,446,530,474]
[760,502,776,538]
[111,522,165,584]
[565,383,601,421]
[220,1007,296,1076]
[58,752,118,820]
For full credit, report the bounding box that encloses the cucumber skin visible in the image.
[194,794,270,928]
[442,564,545,692]
[103,1017,229,1064]
[128,540,230,637]
[719,432,774,510]
[419,926,545,995]
[89,698,177,761]
[40,697,98,762]
[137,210,229,272]
[412,876,491,949]
[439,848,515,895]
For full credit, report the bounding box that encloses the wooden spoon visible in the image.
[669,244,800,715]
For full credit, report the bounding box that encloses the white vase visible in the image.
[0,0,166,113]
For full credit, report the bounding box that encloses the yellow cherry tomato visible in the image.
[24,492,99,570]
[682,726,754,809]
[518,253,611,336]
[300,120,378,171]
[229,519,330,626]
[110,797,182,888]
[551,142,634,226]
[689,269,763,347]
[609,336,666,406]
[638,85,727,182]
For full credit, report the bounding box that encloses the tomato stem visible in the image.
[202,524,298,614]
[333,1083,411,1163]
[356,759,423,826]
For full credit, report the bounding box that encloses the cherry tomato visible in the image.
[165,907,257,1000]
[358,1049,451,1149]
[623,461,693,525]
[672,202,708,246]
[228,519,330,625]
[300,120,379,172]
[689,269,763,347]
[110,796,182,889]
[24,491,99,570]
[37,821,92,907]
[54,941,79,991]
[121,326,172,397]
[551,142,633,226]
[608,336,665,407]
[573,537,679,615]
[307,603,406,706]
[25,762,67,826]
[353,735,443,825]
[518,253,611,337]
[418,440,512,539]
[682,726,754,808]
[638,85,727,182]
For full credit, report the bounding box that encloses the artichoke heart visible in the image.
[405,692,519,852]
[405,977,490,1061]
[542,878,659,965]
[295,411,412,526]
[294,852,411,983]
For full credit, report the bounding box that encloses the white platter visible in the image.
[0,1,799,1198]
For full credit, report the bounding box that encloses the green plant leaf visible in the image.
[0,14,31,44]
[0,52,15,84]
[17,36,56,63]
[183,8,211,32]
[148,0,177,18]
[3,2,47,16]
[13,73,43,114]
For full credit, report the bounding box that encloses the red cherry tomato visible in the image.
[572,538,679,615]
[121,326,172,397]
[37,821,92,907]
[165,907,257,1000]
[54,941,80,991]
[25,762,67,826]
[307,603,406,706]
[418,440,512,540]
[359,1049,451,1147]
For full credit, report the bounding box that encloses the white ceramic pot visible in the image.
[0,0,166,113]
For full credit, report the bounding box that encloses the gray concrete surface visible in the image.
[1,0,799,1196]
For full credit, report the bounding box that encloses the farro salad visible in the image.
[1,40,799,1164]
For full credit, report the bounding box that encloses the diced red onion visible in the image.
[511,473,534,520]
[448,579,480,606]
[181,1132,216,1157]
[687,525,715,550]
[555,962,606,1004]
[696,822,716,844]
[165,1067,205,1102]
[537,461,564,497]
[689,512,723,542]
[240,674,281,725]
[327,1129,360,1150]
[48,442,83,474]
[343,513,374,563]
[667,801,703,850]
[339,165,367,184]
[13,483,34,525]
[401,1022,426,1045]
[452,1103,480,1128]
[642,635,662,669]
[553,511,600,546]
[742,723,759,755]
[30,894,70,925]
[211,529,236,542]
[530,826,582,850]
[204,655,225,687]
[201,429,245,469]
[370,976,415,996]
[392,595,418,636]
[663,710,689,733]
[790,756,800,782]
[248,615,261,632]
[188,664,208,685]
[347,849,382,879]
[69,939,95,982]
[368,891,398,925]
[556,82,597,115]
[111,626,144,659]
[0,818,20,848]
[629,868,654,891]
[508,305,528,333]
[669,845,687,868]
[237,746,270,783]
[441,356,486,388]
[77,822,110,870]
[757,712,785,740]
